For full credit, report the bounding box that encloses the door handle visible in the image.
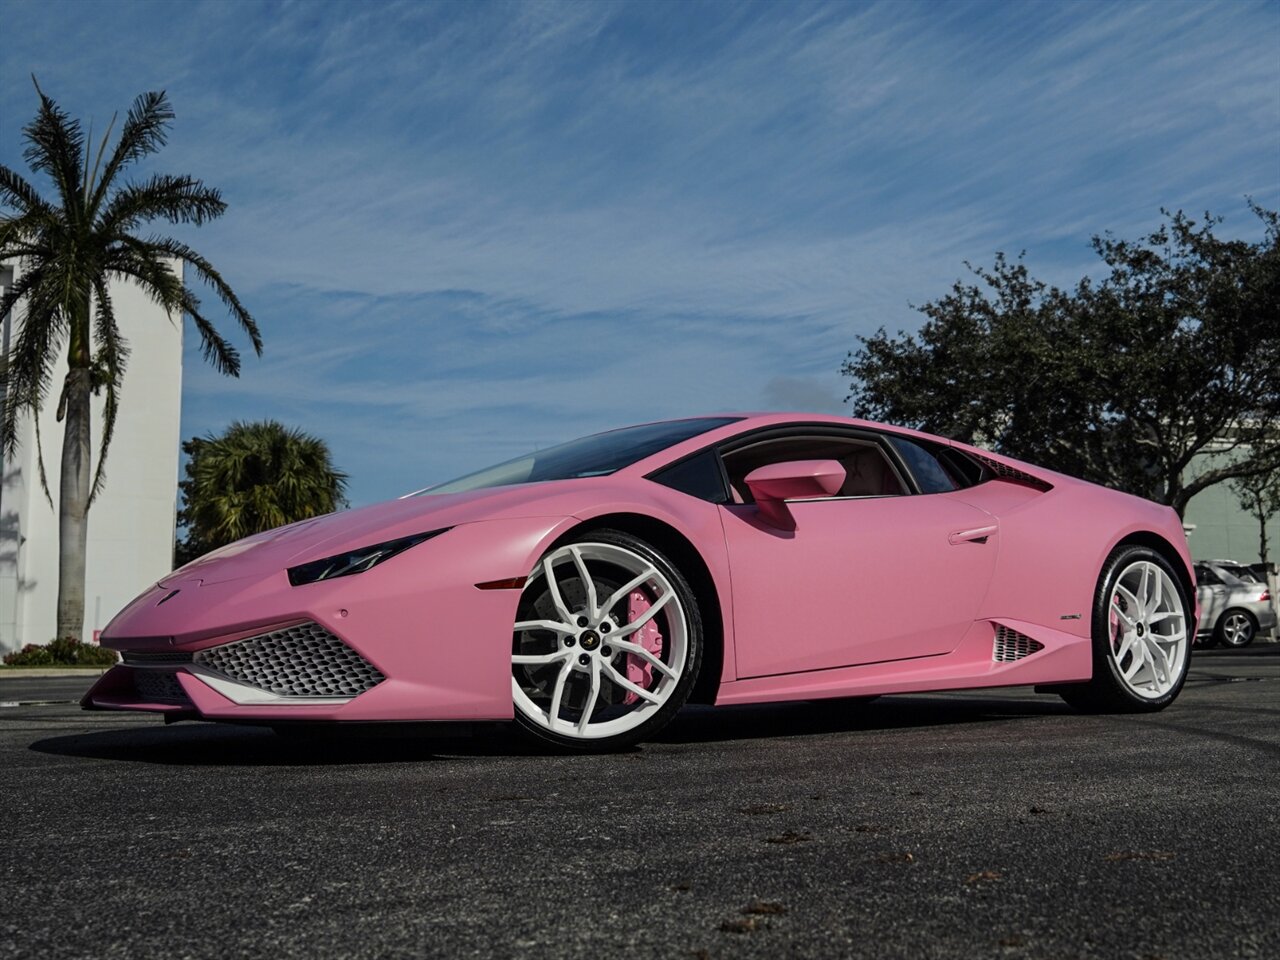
[948,524,998,545]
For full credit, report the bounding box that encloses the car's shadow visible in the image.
[29,693,1072,766]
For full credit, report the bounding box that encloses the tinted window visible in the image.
[937,448,983,487]
[650,450,729,503]
[1195,565,1221,585]
[424,417,740,494]
[1219,564,1260,583]
[888,437,958,494]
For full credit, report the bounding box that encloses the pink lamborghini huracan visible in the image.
[86,414,1197,751]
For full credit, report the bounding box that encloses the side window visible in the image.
[1195,565,1220,585]
[649,450,729,503]
[888,437,958,494]
[721,435,907,504]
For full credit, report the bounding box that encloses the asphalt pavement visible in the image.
[2,648,1278,960]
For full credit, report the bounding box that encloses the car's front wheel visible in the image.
[1216,609,1257,648]
[1058,545,1192,713]
[510,529,702,752]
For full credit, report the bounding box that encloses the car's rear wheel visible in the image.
[1216,609,1257,648]
[1058,546,1191,713]
[510,529,702,752]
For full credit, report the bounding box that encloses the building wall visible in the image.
[0,262,183,653]
[1182,446,1279,565]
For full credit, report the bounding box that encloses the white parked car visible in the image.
[1194,562,1276,648]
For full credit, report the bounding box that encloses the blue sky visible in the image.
[2,0,1277,506]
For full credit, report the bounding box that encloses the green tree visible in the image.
[177,420,348,565]
[843,207,1280,516]
[0,81,260,639]
[1230,464,1280,564]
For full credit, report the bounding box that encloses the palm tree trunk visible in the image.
[56,361,92,641]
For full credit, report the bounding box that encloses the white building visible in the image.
[0,262,183,653]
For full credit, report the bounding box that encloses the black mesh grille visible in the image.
[194,623,384,698]
[133,669,191,703]
[993,625,1045,662]
[971,454,1053,491]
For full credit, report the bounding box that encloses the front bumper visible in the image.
[83,516,573,723]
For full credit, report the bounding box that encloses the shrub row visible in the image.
[3,637,119,667]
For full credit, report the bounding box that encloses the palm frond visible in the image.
[23,78,85,225]
[82,112,117,214]
[99,174,226,233]
[182,288,242,376]
[140,235,262,353]
[1,270,68,458]
[87,275,130,503]
[105,240,186,310]
[88,91,173,214]
[31,410,54,508]
[0,213,58,261]
[0,163,56,219]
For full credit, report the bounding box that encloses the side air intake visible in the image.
[194,622,385,699]
[971,453,1053,492]
[993,625,1045,663]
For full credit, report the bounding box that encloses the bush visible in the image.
[3,637,118,667]
[3,644,55,667]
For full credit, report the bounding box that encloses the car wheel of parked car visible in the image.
[1058,545,1192,713]
[510,530,703,752]
[1216,609,1257,648]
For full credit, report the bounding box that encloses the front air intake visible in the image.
[993,625,1045,663]
[132,669,191,704]
[194,622,385,698]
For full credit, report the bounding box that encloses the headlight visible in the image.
[287,528,451,586]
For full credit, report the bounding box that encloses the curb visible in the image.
[0,667,112,679]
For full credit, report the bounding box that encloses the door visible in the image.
[718,431,998,679]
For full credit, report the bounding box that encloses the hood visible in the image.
[163,482,579,587]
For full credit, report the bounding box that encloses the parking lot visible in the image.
[2,648,1278,960]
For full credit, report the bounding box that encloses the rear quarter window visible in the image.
[649,450,729,503]
[888,436,960,493]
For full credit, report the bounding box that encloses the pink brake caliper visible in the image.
[624,589,663,705]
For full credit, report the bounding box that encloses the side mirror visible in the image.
[744,459,845,531]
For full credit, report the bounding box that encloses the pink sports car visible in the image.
[86,414,1198,751]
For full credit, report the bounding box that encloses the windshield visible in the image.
[421,417,740,495]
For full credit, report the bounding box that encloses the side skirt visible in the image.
[713,618,1092,706]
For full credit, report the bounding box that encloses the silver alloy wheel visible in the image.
[1107,560,1188,699]
[1220,611,1255,647]
[511,542,689,740]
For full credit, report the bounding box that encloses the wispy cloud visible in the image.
[2,0,1276,503]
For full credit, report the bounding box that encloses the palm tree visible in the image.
[0,81,261,639]
[177,420,348,564]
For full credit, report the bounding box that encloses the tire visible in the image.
[510,529,703,752]
[1058,545,1192,714]
[1215,609,1257,648]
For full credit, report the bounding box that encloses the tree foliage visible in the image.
[843,207,1280,516]
[177,420,348,565]
[0,80,260,638]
